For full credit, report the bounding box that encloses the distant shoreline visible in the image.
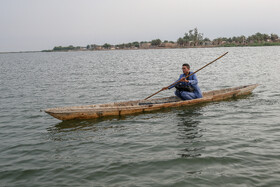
[40,42,280,52]
[0,51,41,54]
[1,43,280,54]
[42,30,280,52]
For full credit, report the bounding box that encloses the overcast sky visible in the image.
[0,0,279,52]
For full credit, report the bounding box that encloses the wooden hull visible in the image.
[45,84,259,121]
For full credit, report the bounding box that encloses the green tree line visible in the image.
[49,28,280,51]
[52,45,83,51]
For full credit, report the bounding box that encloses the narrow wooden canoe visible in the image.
[45,84,259,121]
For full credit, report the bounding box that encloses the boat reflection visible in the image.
[49,115,127,131]
[46,115,128,142]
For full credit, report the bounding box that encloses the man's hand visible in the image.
[180,77,189,82]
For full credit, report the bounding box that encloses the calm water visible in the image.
[0,47,280,186]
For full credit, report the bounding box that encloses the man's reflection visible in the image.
[176,107,205,158]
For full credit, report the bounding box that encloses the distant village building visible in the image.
[212,40,226,45]
[159,42,177,48]
[140,43,151,49]
[95,46,103,50]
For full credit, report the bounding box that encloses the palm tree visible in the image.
[177,38,184,46]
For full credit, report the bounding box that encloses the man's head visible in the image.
[182,63,190,74]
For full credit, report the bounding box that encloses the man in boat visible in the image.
[162,63,203,100]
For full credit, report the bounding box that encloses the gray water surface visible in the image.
[0,47,280,186]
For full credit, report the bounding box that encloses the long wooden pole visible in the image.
[144,52,229,100]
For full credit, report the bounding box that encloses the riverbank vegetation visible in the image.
[45,28,280,52]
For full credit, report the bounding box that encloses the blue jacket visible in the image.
[168,72,203,98]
